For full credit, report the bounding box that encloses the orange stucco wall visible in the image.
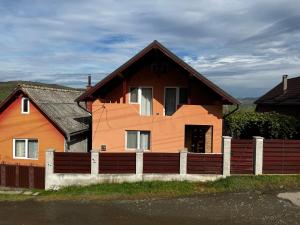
[92,101,222,152]
[92,56,224,153]
[0,95,65,166]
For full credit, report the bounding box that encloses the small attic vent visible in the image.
[151,63,168,74]
[100,145,107,151]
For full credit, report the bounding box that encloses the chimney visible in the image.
[282,75,288,94]
[86,74,93,113]
[87,74,92,90]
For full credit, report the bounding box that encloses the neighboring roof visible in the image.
[0,84,90,137]
[255,76,300,105]
[76,40,240,105]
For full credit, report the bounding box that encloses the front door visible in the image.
[185,125,206,153]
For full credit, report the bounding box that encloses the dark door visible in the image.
[185,126,206,153]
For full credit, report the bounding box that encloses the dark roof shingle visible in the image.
[255,76,300,105]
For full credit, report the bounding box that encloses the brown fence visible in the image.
[263,140,300,174]
[231,139,254,174]
[143,153,180,173]
[54,152,91,173]
[0,163,45,189]
[187,153,223,174]
[99,153,136,173]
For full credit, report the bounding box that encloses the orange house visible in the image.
[0,85,91,166]
[77,41,239,153]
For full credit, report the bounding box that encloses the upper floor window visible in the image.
[129,87,153,116]
[164,87,188,116]
[13,139,38,159]
[21,97,30,114]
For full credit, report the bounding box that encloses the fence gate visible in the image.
[0,163,45,189]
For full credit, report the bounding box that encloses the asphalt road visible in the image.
[0,192,299,225]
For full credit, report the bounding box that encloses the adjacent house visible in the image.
[0,85,91,166]
[255,75,300,118]
[77,41,239,153]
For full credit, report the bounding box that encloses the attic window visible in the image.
[21,97,30,114]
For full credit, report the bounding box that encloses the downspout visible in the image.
[223,104,239,137]
[223,104,239,119]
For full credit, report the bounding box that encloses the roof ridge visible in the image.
[19,84,84,93]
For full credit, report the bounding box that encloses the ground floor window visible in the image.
[126,130,150,150]
[13,139,38,159]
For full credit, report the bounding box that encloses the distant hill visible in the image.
[0,81,81,102]
[223,97,257,114]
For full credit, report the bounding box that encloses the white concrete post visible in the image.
[180,148,188,175]
[91,150,99,175]
[136,149,143,176]
[222,136,232,177]
[45,149,55,176]
[253,136,264,175]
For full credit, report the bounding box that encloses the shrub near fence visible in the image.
[263,140,300,174]
[99,153,136,174]
[187,153,223,174]
[54,152,91,173]
[231,139,254,174]
[143,153,180,174]
[0,163,45,189]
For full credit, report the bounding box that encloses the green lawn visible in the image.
[1,175,300,202]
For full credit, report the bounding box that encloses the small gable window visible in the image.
[21,97,30,114]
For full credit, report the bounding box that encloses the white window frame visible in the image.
[163,87,188,116]
[128,86,153,115]
[13,138,39,160]
[125,130,151,151]
[21,97,30,114]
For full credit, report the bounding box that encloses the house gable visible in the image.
[0,93,65,166]
[76,40,240,105]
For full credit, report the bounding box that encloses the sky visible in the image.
[1,0,300,98]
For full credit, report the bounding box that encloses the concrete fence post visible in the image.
[45,149,55,189]
[45,149,55,176]
[180,148,188,175]
[136,149,143,176]
[222,136,232,177]
[91,150,99,175]
[253,136,264,175]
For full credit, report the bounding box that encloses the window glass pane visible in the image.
[141,88,152,116]
[127,131,138,149]
[165,88,177,116]
[130,88,138,103]
[15,140,26,157]
[179,88,188,104]
[140,131,150,150]
[23,98,29,112]
[28,140,38,159]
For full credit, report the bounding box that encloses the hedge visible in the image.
[224,111,300,139]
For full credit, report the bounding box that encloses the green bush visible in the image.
[224,111,300,139]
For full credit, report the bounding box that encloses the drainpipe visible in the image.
[223,104,239,119]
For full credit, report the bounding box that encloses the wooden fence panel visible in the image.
[54,152,91,173]
[34,167,45,189]
[5,165,16,187]
[231,139,254,174]
[187,153,223,174]
[0,163,45,189]
[143,153,180,174]
[263,140,300,174]
[99,153,136,173]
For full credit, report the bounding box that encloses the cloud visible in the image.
[0,0,300,97]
